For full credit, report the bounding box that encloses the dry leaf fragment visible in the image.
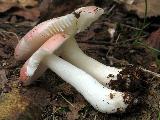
[66,94,86,120]
[39,0,52,16]
[13,8,40,21]
[115,0,160,18]
[146,28,160,49]
[67,103,85,120]
[0,0,17,13]
[18,0,38,7]
[0,0,38,13]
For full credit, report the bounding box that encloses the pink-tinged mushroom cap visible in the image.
[14,16,72,61]
[19,33,69,85]
[15,6,104,60]
[20,61,29,81]
[15,20,55,60]
[15,5,105,85]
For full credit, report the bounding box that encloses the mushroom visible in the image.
[15,6,121,86]
[60,37,122,86]
[15,6,133,113]
[19,33,69,85]
[44,54,132,113]
[18,32,132,113]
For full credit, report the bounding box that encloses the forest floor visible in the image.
[0,0,160,120]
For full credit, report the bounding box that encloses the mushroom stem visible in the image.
[61,38,122,86]
[43,54,132,113]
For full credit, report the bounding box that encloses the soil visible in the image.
[0,0,160,120]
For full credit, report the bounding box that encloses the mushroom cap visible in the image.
[14,6,104,60]
[14,20,53,60]
[19,33,69,85]
[14,14,76,60]
[15,6,104,85]
[75,6,104,15]
[74,6,104,33]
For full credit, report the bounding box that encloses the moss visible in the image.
[0,87,29,120]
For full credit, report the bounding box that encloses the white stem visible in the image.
[44,54,131,113]
[61,38,122,86]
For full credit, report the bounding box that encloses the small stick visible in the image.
[58,92,75,107]
[140,68,160,78]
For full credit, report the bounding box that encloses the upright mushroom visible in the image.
[15,6,134,113]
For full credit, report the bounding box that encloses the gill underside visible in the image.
[44,14,77,36]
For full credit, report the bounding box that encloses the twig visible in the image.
[115,33,121,43]
[106,5,116,15]
[106,56,160,78]
[120,23,142,31]
[140,68,160,78]
[94,115,97,120]
[58,93,75,107]
[127,63,160,78]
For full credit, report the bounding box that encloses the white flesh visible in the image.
[60,38,122,86]
[44,54,130,113]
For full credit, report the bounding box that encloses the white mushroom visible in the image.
[17,32,132,113]
[60,37,122,86]
[14,6,134,113]
[44,54,132,113]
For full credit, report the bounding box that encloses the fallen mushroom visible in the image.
[14,6,104,60]
[15,6,134,113]
[18,32,133,113]
[15,6,121,86]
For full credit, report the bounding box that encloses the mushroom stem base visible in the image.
[44,54,130,113]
